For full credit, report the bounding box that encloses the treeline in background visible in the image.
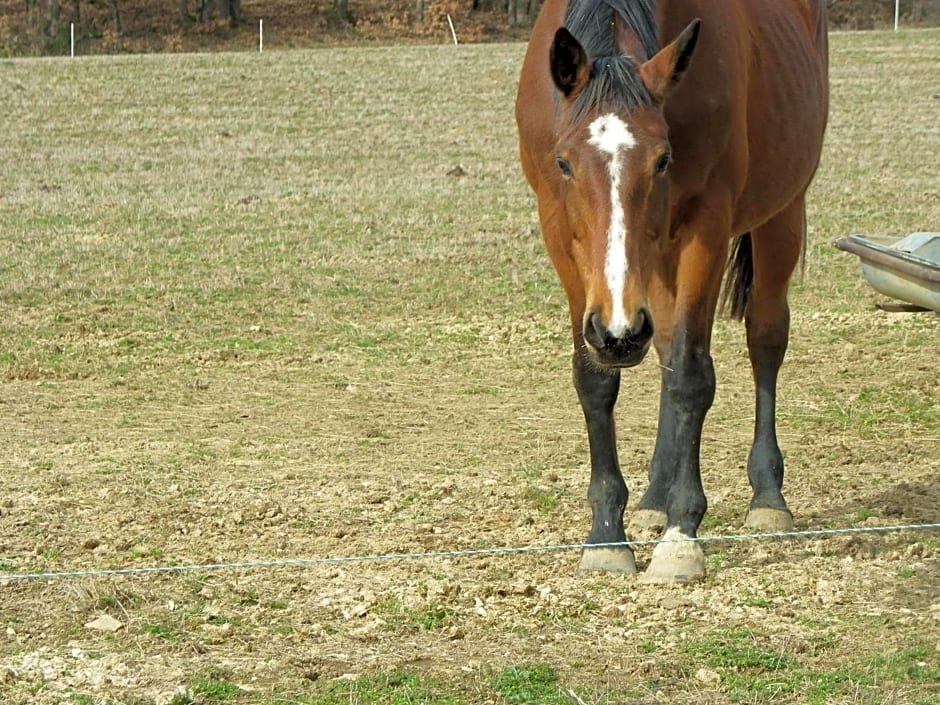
[1,0,939,56]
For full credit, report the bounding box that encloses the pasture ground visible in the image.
[1,28,939,705]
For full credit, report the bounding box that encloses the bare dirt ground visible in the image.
[2,342,938,703]
[2,319,938,703]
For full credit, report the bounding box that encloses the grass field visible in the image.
[1,27,939,705]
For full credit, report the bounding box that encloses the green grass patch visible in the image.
[679,629,940,704]
[865,647,940,683]
[188,667,239,702]
[141,623,177,641]
[681,628,799,672]
[372,598,455,632]
[318,670,460,705]
[523,485,561,513]
[491,663,568,704]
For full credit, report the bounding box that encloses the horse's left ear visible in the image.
[550,28,591,99]
[639,18,701,102]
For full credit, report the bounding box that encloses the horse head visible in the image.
[548,18,700,368]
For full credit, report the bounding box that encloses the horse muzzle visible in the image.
[583,308,654,368]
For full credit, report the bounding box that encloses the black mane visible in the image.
[563,0,659,119]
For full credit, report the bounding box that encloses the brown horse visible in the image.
[516,0,828,583]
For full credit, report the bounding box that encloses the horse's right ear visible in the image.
[639,19,701,102]
[550,28,591,99]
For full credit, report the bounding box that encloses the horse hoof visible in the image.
[628,509,667,540]
[744,507,794,532]
[578,546,637,575]
[638,530,705,585]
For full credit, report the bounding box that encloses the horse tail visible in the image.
[720,233,753,321]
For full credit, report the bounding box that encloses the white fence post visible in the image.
[446,14,458,45]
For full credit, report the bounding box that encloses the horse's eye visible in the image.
[654,152,672,175]
[556,156,574,179]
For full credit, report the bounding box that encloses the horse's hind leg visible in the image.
[742,195,805,531]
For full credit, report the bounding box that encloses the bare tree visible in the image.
[24,0,67,36]
[44,0,60,36]
[104,0,121,33]
[330,0,353,27]
[179,0,193,23]
[217,0,241,23]
[507,0,540,28]
[182,0,239,25]
[25,0,41,31]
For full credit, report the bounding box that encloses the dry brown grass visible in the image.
[0,27,938,705]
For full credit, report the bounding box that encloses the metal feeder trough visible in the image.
[834,232,940,312]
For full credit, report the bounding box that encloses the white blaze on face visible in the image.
[587,113,636,338]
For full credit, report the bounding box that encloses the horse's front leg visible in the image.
[637,332,714,583]
[574,351,636,574]
[629,376,678,537]
[637,230,727,584]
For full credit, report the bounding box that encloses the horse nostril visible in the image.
[584,309,653,353]
[631,308,654,341]
[590,312,607,342]
[583,311,607,350]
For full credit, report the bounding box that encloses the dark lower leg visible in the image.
[747,337,790,513]
[637,381,678,516]
[640,343,713,583]
[744,200,801,522]
[573,352,627,546]
[661,346,713,537]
